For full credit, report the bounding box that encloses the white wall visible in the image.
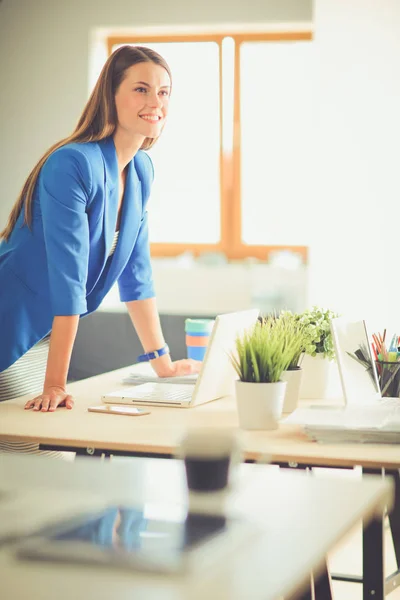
[0,0,312,227]
[100,261,308,316]
[310,0,400,328]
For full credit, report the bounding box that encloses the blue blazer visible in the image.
[0,136,155,371]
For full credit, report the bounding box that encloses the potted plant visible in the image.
[296,306,340,399]
[229,316,302,430]
[277,312,308,414]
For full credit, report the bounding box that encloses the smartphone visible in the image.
[88,405,150,416]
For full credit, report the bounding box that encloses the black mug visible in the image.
[179,428,240,494]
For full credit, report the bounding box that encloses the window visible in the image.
[107,31,312,262]
[240,39,314,247]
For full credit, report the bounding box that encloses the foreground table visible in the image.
[1,366,400,599]
[0,455,393,600]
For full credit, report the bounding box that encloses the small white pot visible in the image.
[281,367,303,414]
[299,354,336,399]
[235,380,287,430]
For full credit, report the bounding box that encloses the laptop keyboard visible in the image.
[123,383,195,404]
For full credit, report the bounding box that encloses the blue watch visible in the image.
[137,344,170,363]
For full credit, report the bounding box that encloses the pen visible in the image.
[389,334,398,353]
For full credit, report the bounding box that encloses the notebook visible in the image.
[122,362,198,386]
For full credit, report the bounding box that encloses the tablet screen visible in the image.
[17,505,229,573]
[49,506,226,551]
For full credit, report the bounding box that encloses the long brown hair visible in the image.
[0,45,172,241]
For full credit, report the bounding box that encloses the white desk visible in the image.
[0,455,393,600]
[1,366,400,469]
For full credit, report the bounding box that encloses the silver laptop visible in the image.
[101,309,260,408]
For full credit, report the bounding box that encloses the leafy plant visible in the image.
[296,306,339,360]
[230,315,305,383]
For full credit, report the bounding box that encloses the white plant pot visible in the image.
[235,380,287,430]
[281,368,303,414]
[299,354,340,399]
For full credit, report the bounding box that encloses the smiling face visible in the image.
[114,61,171,140]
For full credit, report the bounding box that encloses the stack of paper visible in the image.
[284,406,400,444]
[304,427,400,444]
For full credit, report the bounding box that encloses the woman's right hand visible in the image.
[24,385,74,412]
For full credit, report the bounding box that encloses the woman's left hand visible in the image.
[24,386,74,412]
[158,359,202,378]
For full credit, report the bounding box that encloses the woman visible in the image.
[0,45,200,439]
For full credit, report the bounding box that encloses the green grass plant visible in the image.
[230,315,306,384]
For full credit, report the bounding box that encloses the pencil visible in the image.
[372,333,381,353]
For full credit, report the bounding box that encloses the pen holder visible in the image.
[185,319,215,361]
[375,361,400,398]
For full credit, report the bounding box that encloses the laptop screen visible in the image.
[330,318,381,405]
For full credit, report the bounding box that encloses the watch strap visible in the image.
[137,344,170,362]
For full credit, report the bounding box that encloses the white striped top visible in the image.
[0,337,64,455]
[0,336,49,402]
[108,230,119,257]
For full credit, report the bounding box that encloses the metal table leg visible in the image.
[363,467,385,600]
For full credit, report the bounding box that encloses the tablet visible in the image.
[16,504,252,575]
